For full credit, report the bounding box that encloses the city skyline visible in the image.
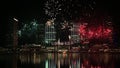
[1,0,120,47]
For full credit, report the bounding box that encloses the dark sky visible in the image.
[1,0,120,46]
[2,0,120,21]
[2,0,119,19]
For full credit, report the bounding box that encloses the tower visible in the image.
[45,19,56,44]
[13,18,18,49]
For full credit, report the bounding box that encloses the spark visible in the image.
[44,0,97,20]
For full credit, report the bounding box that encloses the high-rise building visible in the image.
[45,20,56,44]
[70,23,80,44]
[44,20,81,45]
[37,23,45,44]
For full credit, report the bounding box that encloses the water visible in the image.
[0,53,120,68]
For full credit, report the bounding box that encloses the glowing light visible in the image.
[78,23,113,44]
[46,20,52,26]
[45,60,48,68]
[13,18,18,22]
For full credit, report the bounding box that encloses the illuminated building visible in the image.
[45,20,56,44]
[70,23,80,44]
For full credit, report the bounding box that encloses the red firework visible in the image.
[79,23,113,43]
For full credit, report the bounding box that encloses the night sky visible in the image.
[1,0,120,46]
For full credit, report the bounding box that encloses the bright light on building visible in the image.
[13,18,18,22]
[46,20,52,26]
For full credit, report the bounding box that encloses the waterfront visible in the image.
[0,53,120,68]
[1,0,120,68]
[1,44,120,53]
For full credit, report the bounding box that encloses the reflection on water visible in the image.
[0,53,120,68]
